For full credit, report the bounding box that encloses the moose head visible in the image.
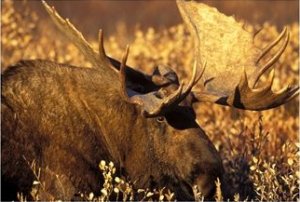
[1,0,298,201]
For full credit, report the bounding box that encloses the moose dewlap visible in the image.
[1,0,298,201]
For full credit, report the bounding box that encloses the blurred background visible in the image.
[13,0,299,38]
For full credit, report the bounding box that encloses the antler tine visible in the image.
[256,68,275,92]
[183,60,206,96]
[98,29,109,62]
[284,86,300,102]
[119,45,130,100]
[184,61,198,92]
[276,84,297,95]
[194,60,206,85]
[247,69,274,99]
[267,85,299,109]
[251,28,289,87]
[256,27,287,65]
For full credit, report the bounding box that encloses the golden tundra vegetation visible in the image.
[1,0,299,201]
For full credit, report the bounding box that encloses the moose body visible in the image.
[2,60,222,200]
[2,0,298,201]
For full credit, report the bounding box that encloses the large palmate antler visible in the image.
[177,0,299,110]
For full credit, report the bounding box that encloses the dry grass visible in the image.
[2,0,299,201]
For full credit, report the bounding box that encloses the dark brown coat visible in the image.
[1,60,223,200]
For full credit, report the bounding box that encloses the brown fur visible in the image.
[1,59,223,200]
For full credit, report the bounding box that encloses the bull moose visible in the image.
[1,0,298,200]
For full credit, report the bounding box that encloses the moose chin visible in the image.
[1,0,298,201]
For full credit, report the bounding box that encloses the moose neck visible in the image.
[73,68,137,165]
[72,66,161,188]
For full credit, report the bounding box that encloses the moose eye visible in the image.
[156,116,165,123]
